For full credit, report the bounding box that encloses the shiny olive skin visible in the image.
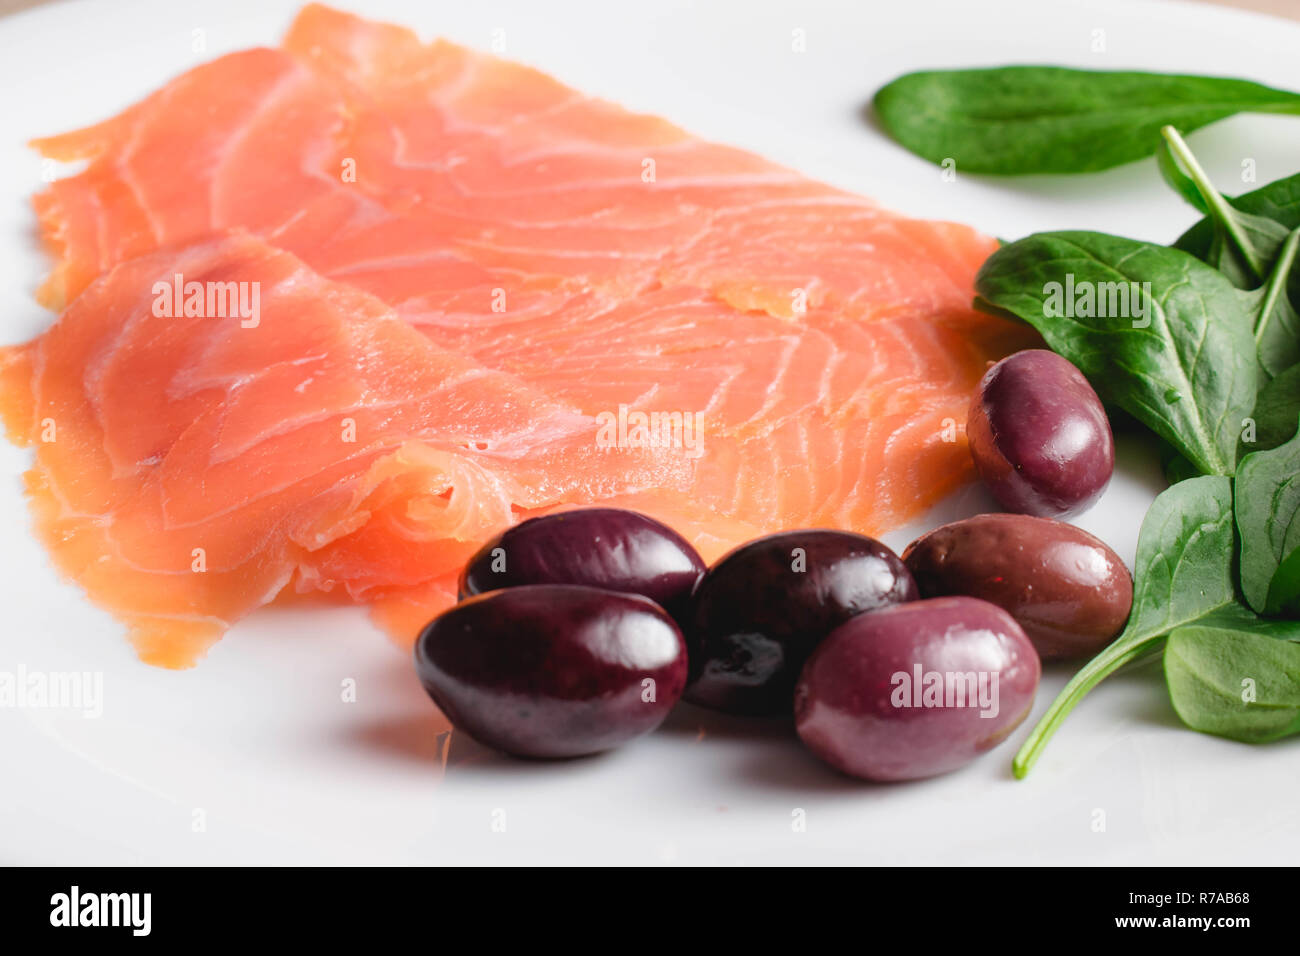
[415,585,687,758]
[967,349,1114,518]
[902,513,1133,660]
[794,597,1040,782]
[459,508,706,626]
[685,530,918,716]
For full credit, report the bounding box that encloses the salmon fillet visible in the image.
[5,5,1035,665]
[0,234,747,665]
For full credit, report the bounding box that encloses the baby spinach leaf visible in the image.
[1159,131,1300,378]
[1245,227,1300,377]
[1210,211,1291,290]
[1189,600,1300,634]
[1120,476,1239,639]
[1159,127,1290,286]
[872,67,1300,175]
[1175,171,1300,260]
[1013,476,1237,777]
[1173,168,1300,312]
[1165,618,1300,743]
[1266,548,1300,617]
[1235,424,1300,614]
[975,232,1257,475]
[1249,362,1300,449]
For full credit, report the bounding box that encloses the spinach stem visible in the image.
[1012,636,1162,778]
[1255,227,1300,342]
[1160,126,1268,281]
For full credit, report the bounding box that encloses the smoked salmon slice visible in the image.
[4,5,1036,665]
[0,234,711,665]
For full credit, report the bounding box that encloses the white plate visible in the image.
[2,0,1298,866]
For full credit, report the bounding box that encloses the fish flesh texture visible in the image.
[2,5,1034,665]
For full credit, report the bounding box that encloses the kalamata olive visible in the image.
[967,349,1114,518]
[902,513,1132,660]
[459,508,705,626]
[794,596,1039,782]
[685,530,918,716]
[414,585,687,758]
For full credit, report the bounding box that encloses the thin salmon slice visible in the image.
[0,234,702,665]
[7,5,1036,664]
[30,6,1032,522]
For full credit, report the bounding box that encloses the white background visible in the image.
[1,0,1298,864]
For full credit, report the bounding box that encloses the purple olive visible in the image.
[459,508,705,626]
[685,530,918,716]
[794,596,1039,781]
[415,585,687,758]
[967,349,1114,518]
[902,513,1133,660]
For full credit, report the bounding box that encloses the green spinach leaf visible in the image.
[1173,167,1300,314]
[975,232,1257,475]
[1204,210,1291,290]
[872,67,1300,175]
[1249,362,1300,449]
[1235,424,1300,614]
[1244,227,1300,377]
[1159,127,1291,286]
[1160,130,1300,377]
[1266,548,1300,617]
[1187,600,1300,634]
[1165,618,1300,742]
[1013,476,1237,777]
[1174,171,1300,259]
